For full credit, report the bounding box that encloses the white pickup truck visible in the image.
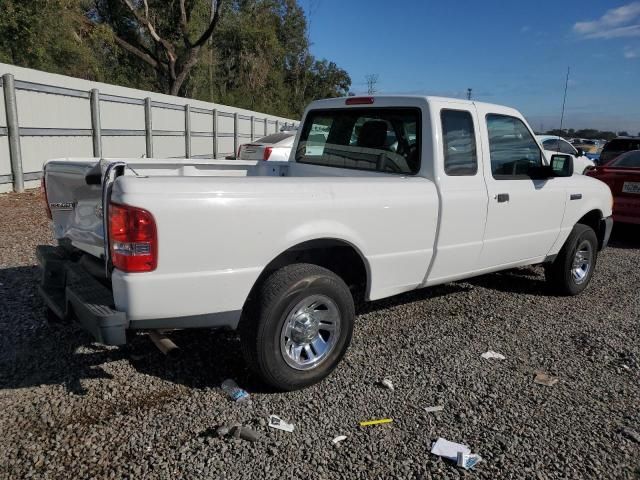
[39,96,613,390]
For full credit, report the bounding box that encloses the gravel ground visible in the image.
[1,191,639,479]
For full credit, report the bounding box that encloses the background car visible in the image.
[237,131,297,161]
[599,137,640,165]
[537,135,595,174]
[586,150,640,224]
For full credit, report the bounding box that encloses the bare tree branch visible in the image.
[192,0,222,48]
[112,35,167,72]
[121,0,177,62]
[179,0,191,48]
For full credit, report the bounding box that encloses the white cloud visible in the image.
[624,45,639,58]
[520,25,531,33]
[573,2,640,39]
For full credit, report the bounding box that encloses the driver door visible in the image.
[476,109,566,269]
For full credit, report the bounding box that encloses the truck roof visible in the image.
[307,95,516,113]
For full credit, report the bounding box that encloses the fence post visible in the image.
[250,115,255,142]
[212,109,218,159]
[233,112,239,157]
[144,97,153,158]
[275,119,280,133]
[2,74,24,193]
[184,104,191,159]
[264,117,268,136]
[90,89,102,158]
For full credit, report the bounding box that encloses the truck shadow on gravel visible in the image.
[0,264,254,393]
[0,265,473,394]
[464,266,550,296]
[608,224,640,250]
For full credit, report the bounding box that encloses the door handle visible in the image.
[495,193,510,203]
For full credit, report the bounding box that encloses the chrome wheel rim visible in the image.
[280,294,341,371]
[571,240,593,285]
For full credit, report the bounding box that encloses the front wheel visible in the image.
[240,263,355,391]
[545,224,598,295]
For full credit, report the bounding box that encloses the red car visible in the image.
[586,150,640,224]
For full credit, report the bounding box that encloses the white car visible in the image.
[237,131,296,161]
[537,135,595,174]
[39,96,613,390]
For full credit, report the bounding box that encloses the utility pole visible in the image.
[467,88,472,100]
[365,74,379,95]
[208,0,216,101]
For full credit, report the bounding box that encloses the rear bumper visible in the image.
[600,216,614,249]
[37,245,128,345]
[37,245,242,345]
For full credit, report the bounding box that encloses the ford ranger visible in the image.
[38,96,613,390]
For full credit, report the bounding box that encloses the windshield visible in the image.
[609,150,640,168]
[295,108,420,174]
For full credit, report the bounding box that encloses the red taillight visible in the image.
[41,176,52,219]
[263,146,273,160]
[108,203,157,272]
[346,97,374,105]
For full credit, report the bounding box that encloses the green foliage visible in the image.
[0,0,350,118]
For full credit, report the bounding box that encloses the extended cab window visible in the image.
[295,108,420,174]
[441,110,477,175]
[486,114,542,179]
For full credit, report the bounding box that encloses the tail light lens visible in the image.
[263,147,273,160]
[41,176,52,219]
[109,203,157,272]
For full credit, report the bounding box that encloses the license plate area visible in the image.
[622,181,640,194]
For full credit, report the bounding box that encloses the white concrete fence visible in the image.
[0,63,298,193]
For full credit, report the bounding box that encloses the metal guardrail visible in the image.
[0,73,298,192]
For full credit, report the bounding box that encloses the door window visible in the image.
[486,114,543,179]
[441,110,477,176]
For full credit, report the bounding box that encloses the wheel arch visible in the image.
[576,209,606,250]
[245,238,371,308]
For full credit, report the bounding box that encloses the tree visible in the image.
[618,131,629,136]
[92,0,224,95]
[0,0,101,79]
[0,0,351,117]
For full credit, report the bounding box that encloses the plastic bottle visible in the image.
[221,379,251,403]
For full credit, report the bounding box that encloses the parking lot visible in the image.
[0,190,638,479]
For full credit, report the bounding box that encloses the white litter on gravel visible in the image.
[481,350,506,360]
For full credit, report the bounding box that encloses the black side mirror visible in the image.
[550,154,573,177]
[575,148,584,157]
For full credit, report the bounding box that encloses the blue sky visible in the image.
[302,1,640,134]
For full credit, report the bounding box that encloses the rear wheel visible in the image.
[545,224,598,295]
[240,263,354,391]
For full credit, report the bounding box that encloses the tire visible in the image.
[545,224,598,295]
[240,263,355,391]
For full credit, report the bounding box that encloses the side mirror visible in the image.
[575,148,584,157]
[550,154,573,177]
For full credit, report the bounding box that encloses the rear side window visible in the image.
[603,139,640,152]
[296,108,420,174]
[441,110,477,176]
[610,150,640,168]
[486,114,542,179]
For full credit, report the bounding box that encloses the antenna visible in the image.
[557,67,570,150]
[467,88,472,100]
